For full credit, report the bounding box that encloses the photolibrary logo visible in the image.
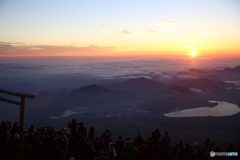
[210,151,238,157]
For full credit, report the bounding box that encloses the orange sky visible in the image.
[0,0,239,58]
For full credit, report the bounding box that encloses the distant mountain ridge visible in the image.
[111,77,167,91]
[178,78,235,89]
[71,84,115,94]
[223,65,240,72]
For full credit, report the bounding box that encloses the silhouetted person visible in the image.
[192,142,200,160]
[138,141,150,160]
[202,138,215,158]
[27,125,35,134]
[11,122,19,135]
[0,121,12,145]
[163,131,171,154]
[128,147,139,160]
[11,133,20,159]
[56,131,68,160]
[183,143,193,160]
[133,133,145,147]
[77,122,87,138]
[171,141,184,159]
[100,129,112,141]
[226,143,236,152]
[88,126,95,138]
[68,119,81,137]
[124,138,133,153]
[108,140,117,159]
[151,129,161,139]
[115,135,125,159]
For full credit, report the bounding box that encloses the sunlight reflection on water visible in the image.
[164,101,240,117]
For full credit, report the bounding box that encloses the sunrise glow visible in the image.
[190,50,197,57]
[0,0,239,58]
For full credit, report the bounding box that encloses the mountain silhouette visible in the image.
[223,65,240,72]
[189,68,205,73]
[8,65,45,70]
[26,91,57,108]
[71,84,115,94]
[170,85,192,94]
[111,77,167,92]
[35,90,54,97]
[179,78,235,89]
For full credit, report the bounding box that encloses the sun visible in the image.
[190,49,197,57]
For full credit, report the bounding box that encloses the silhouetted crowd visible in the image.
[0,119,239,160]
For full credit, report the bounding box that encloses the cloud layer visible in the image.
[0,42,115,56]
[119,30,132,34]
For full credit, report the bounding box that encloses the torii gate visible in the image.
[0,89,35,160]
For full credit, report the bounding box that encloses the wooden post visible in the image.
[0,89,34,160]
[19,96,25,160]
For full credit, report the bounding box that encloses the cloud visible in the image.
[119,30,132,34]
[29,47,43,50]
[148,30,158,33]
[98,24,107,28]
[181,46,193,48]
[115,47,133,51]
[0,42,116,56]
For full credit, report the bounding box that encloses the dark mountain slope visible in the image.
[111,77,167,92]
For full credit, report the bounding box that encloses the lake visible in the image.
[164,101,240,117]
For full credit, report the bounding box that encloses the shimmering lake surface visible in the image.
[164,101,240,117]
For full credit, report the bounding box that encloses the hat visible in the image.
[193,142,198,146]
[13,133,19,139]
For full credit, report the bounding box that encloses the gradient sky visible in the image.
[0,0,240,58]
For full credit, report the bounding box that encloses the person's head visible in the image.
[179,141,184,147]
[185,143,190,148]
[80,122,84,126]
[164,131,169,136]
[176,142,180,147]
[69,157,75,160]
[72,119,76,122]
[193,142,198,147]
[1,121,6,127]
[118,135,122,139]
